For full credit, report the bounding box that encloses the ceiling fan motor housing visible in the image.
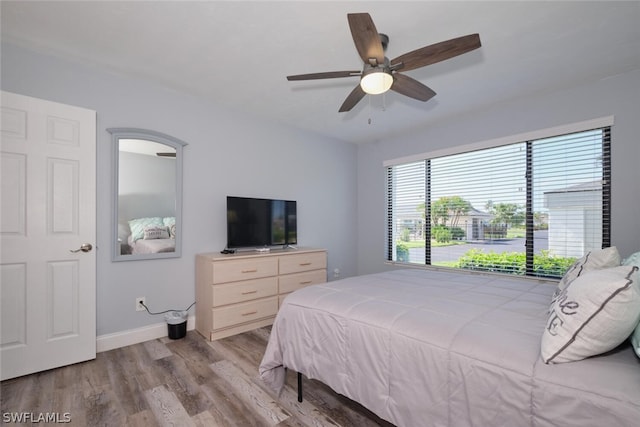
[379,33,389,51]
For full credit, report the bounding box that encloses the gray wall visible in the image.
[356,69,640,274]
[1,42,358,336]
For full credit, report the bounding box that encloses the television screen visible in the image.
[226,196,297,249]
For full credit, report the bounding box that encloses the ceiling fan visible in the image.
[287,13,481,112]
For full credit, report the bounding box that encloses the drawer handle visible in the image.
[300,281,312,285]
[241,290,258,295]
[299,262,312,266]
[241,311,258,317]
[241,269,258,273]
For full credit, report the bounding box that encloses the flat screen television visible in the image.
[226,196,297,249]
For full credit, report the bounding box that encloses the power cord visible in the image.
[139,301,195,316]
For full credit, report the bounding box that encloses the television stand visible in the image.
[255,247,270,253]
[195,248,327,341]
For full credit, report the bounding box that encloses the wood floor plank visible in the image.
[165,332,224,384]
[51,364,87,426]
[83,383,127,426]
[147,356,211,417]
[144,384,195,427]
[210,359,291,426]
[104,347,151,416]
[206,330,269,379]
[199,377,256,426]
[143,338,173,360]
[1,328,396,426]
[79,352,112,398]
[25,369,57,414]
[125,409,160,427]
[191,409,225,427]
[273,382,342,427]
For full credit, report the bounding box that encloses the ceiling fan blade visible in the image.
[347,13,385,66]
[391,73,436,102]
[390,34,481,72]
[287,71,361,81]
[339,84,367,112]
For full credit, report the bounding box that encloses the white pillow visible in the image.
[143,226,170,240]
[557,246,621,292]
[541,265,640,364]
[549,247,621,312]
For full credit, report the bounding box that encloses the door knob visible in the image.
[70,243,93,253]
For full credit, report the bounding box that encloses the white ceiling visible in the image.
[2,1,639,144]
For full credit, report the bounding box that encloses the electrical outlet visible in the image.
[136,297,146,312]
[333,268,340,278]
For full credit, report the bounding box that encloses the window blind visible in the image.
[386,126,611,279]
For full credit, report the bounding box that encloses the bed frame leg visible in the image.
[297,371,303,402]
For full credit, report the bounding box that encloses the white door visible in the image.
[0,91,96,380]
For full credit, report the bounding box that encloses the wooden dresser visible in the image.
[195,248,327,341]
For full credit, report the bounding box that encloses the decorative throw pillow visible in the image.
[622,251,640,359]
[143,226,170,240]
[549,247,621,311]
[557,246,621,292]
[541,265,640,364]
[128,217,163,242]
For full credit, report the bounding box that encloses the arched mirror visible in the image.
[108,128,187,261]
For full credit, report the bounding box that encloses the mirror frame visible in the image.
[108,128,187,261]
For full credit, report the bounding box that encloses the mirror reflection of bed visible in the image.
[117,139,176,255]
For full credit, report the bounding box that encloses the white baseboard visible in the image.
[96,315,196,353]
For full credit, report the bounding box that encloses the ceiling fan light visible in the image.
[360,70,393,95]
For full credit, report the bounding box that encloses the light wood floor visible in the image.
[1,327,395,426]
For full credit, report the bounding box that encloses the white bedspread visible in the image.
[259,269,640,427]
[128,236,175,254]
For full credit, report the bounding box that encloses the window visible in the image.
[386,124,611,279]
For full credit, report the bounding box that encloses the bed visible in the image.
[127,234,175,254]
[259,265,640,427]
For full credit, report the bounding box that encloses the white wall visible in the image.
[1,42,358,336]
[357,69,640,275]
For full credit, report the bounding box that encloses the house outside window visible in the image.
[386,122,611,279]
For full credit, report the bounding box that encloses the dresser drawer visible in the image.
[279,269,326,294]
[212,257,278,284]
[212,277,278,307]
[212,297,278,330]
[279,252,327,275]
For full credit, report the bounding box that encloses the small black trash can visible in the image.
[165,310,187,340]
